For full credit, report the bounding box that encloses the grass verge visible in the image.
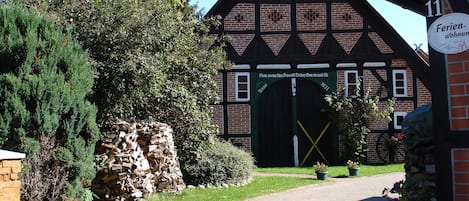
[146,164,403,201]
[147,176,321,201]
[256,163,404,177]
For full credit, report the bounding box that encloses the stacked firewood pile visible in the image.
[92,119,185,201]
[402,104,436,200]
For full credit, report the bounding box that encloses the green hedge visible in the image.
[184,140,255,185]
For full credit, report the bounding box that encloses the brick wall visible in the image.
[0,153,24,201]
[229,137,252,153]
[228,34,256,56]
[227,72,236,102]
[447,52,469,130]
[224,3,255,31]
[211,105,224,134]
[453,149,469,200]
[260,4,291,32]
[333,33,362,54]
[369,102,392,130]
[261,34,291,56]
[369,32,394,54]
[364,69,388,98]
[227,104,251,134]
[296,3,327,31]
[367,133,381,163]
[417,79,432,107]
[391,59,407,67]
[298,33,326,56]
[394,100,414,113]
[331,3,363,30]
[215,72,223,102]
[405,68,414,97]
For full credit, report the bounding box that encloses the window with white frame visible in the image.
[344,70,358,97]
[393,112,408,129]
[235,72,250,101]
[393,70,408,97]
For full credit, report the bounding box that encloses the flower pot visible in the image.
[316,171,328,180]
[348,168,360,176]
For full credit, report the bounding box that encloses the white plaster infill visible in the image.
[0,149,26,160]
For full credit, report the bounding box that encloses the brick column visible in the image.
[0,150,25,201]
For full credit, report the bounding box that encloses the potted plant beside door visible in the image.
[314,162,328,180]
[347,160,360,176]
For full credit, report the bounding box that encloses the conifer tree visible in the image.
[0,3,99,200]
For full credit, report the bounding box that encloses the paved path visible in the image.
[246,172,404,201]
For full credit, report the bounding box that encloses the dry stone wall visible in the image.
[92,119,184,201]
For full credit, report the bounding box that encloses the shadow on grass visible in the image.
[332,174,349,178]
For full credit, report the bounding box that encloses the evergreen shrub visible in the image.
[0,3,99,201]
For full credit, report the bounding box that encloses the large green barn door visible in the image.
[257,78,330,167]
[257,79,293,167]
[296,78,331,166]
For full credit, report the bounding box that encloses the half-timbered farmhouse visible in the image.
[206,0,432,166]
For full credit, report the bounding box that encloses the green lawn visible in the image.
[256,163,404,177]
[146,164,404,201]
[147,176,321,201]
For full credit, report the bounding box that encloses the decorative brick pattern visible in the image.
[417,79,432,107]
[0,159,22,201]
[228,34,256,56]
[298,33,326,56]
[364,69,388,98]
[369,32,394,54]
[333,33,362,54]
[224,3,255,31]
[453,149,469,200]
[261,34,291,56]
[211,105,224,135]
[260,4,291,32]
[296,3,327,31]
[229,137,252,153]
[448,52,469,130]
[227,104,251,134]
[331,3,363,30]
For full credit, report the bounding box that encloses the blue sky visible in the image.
[190,0,428,52]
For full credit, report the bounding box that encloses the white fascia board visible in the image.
[297,63,330,69]
[336,63,357,68]
[256,64,291,69]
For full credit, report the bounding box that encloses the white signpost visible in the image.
[428,12,469,54]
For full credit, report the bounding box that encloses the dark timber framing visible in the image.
[206,0,432,166]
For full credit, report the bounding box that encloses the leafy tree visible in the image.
[0,3,98,200]
[20,0,253,185]
[325,81,394,162]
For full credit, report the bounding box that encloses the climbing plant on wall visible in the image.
[325,80,394,162]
